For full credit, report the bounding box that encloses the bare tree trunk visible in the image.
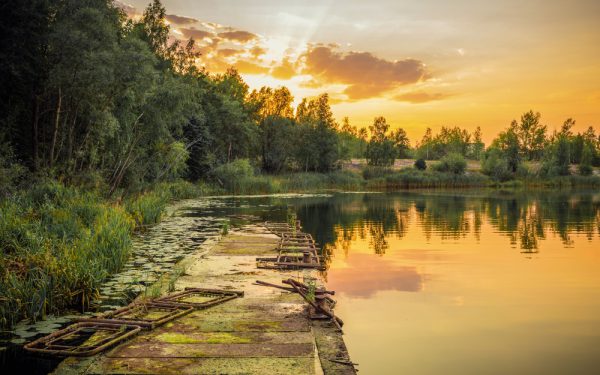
[49,87,62,168]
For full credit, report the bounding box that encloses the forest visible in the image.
[1,0,599,328]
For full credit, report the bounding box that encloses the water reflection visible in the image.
[292,191,600,256]
[284,191,600,374]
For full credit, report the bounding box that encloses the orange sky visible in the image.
[121,0,600,144]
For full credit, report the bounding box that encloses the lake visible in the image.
[4,190,600,374]
[288,191,600,375]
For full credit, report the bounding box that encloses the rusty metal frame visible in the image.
[24,322,142,357]
[154,287,243,309]
[78,302,193,329]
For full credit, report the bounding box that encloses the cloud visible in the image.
[179,27,214,40]
[250,46,266,58]
[394,91,450,103]
[218,30,258,43]
[301,45,429,100]
[234,60,270,75]
[114,1,136,16]
[166,14,199,25]
[217,48,242,58]
[326,253,424,298]
[270,58,297,80]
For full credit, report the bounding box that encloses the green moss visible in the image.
[205,333,251,344]
[156,332,201,344]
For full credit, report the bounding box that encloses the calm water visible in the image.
[289,191,600,375]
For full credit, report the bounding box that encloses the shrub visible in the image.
[212,159,255,192]
[579,144,593,176]
[362,166,393,180]
[481,148,513,181]
[433,153,467,175]
[414,159,427,170]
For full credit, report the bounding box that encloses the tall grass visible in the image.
[0,180,207,329]
[365,168,490,189]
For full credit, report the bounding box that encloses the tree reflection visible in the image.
[290,191,600,259]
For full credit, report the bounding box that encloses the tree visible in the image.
[481,148,512,181]
[390,128,411,158]
[433,153,466,174]
[470,126,485,160]
[579,144,593,176]
[492,126,521,173]
[513,111,547,160]
[294,94,339,172]
[366,117,396,167]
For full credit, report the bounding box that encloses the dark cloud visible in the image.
[166,14,199,25]
[394,91,450,103]
[218,30,258,43]
[301,46,429,99]
[179,27,214,40]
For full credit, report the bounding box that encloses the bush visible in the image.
[433,153,467,175]
[579,144,593,176]
[362,166,393,180]
[212,159,255,192]
[481,148,513,181]
[414,159,427,170]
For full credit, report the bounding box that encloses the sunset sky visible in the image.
[121,0,600,143]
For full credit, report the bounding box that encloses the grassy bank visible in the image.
[211,164,600,194]
[0,180,209,329]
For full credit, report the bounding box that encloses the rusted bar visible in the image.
[78,303,193,329]
[285,279,343,327]
[24,322,142,357]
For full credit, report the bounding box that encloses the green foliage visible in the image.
[363,166,394,180]
[414,159,427,170]
[578,144,593,176]
[365,117,399,167]
[125,192,167,228]
[366,139,396,166]
[481,148,513,182]
[492,127,521,172]
[433,153,467,175]
[0,183,134,328]
[540,135,571,177]
[212,159,255,192]
[512,111,547,160]
[416,126,471,160]
[366,168,489,189]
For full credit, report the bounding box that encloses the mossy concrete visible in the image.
[53,226,354,374]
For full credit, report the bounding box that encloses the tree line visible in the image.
[1,0,599,196]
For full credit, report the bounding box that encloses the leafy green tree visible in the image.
[578,143,593,176]
[433,153,467,174]
[492,126,521,173]
[512,111,547,160]
[390,128,411,158]
[294,94,339,172]
[481,147,512,181]
[470,126,485,160]
[366,117,396,167]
